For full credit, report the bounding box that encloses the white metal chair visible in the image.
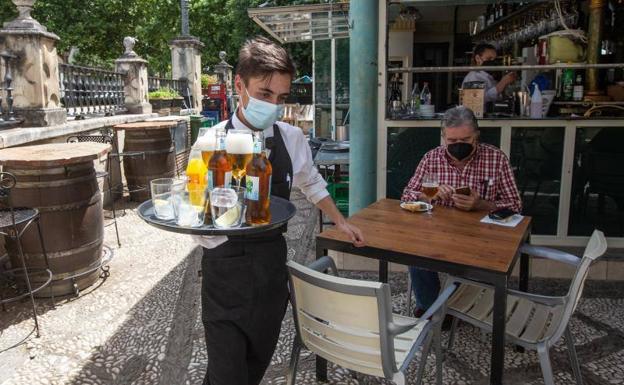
[444,230,607,385]
[286,256,458,385]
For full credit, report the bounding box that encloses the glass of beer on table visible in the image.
[225,129,254,189]
[421,173,439,215]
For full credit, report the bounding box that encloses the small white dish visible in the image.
[400,201,433,213]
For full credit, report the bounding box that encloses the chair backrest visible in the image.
[287,260,398,379]
[548,230,607,345]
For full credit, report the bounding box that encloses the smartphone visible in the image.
[488,208,516,222]
[455,186,471,196]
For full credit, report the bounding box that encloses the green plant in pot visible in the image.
[148,87,182,110]
[201,74,219,95]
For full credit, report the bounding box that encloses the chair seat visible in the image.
[393,314,427,367]
[447,283,564,345]
[0,208,38,230]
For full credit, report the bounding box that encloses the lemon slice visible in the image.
[215,205,240,227]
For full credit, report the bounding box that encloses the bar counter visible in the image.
[380,117,624,247]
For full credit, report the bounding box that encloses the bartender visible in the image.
[462,43,517,103]
[195,36,365,385]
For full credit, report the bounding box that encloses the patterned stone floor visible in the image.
[0,190,623,385]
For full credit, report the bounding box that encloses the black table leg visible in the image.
[519,233,531,293]
[491,275,508,385]
[379,260,388,283]
[519,253,529,292]
[315,242,328,382]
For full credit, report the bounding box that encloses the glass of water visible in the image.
[151,178,186,220]
[210,186,245,229]
[176,185,207,227]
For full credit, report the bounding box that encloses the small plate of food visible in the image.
[400,201,433,213]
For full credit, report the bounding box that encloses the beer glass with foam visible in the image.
[225,129,253,188]
[194,129,216,165]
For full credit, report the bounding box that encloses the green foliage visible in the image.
[0,0,314,76]
[148,87,181,99]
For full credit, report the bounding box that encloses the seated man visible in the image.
[402,106,522,316]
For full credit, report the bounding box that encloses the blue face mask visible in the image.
[241,88,285,130]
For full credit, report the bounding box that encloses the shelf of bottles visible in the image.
[387,74,435,120]
[470,0,578,49]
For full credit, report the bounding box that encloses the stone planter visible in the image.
[149,98,173,110]
[171,97,185,109]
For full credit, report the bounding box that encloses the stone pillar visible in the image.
[0,0,66,127]
[115,38,151,114]
[169,36,204,110]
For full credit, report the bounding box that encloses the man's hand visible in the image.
[434,184,454,201]
[452,190,481,211]
[336,221,365,247]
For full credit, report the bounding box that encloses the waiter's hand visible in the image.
[435,184,454,201]
[336,221,365,247]
[452,190,481,211]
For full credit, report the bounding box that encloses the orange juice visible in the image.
[186,151,207,206]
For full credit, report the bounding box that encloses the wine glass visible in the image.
[421,173,439,215]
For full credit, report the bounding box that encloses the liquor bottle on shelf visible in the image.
[420,82,432,105]
[562,68,575,101]
[530,83,543,119]
[573,74,584,101]
[409,82,421,114]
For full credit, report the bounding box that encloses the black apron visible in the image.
[201,119,293,385]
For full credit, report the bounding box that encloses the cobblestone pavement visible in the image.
[0,190,623,385]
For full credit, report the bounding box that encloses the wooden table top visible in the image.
[318,199,532,274]
[0,142,111,168]
[114,121,177,131]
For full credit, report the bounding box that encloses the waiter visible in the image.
[462,43,517,103]
[196,36,365,385]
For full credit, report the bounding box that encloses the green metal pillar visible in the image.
[348,0,378,215]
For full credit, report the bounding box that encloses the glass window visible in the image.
[313,39,349,139]
[568,126,624,237]
[510,127,564,235]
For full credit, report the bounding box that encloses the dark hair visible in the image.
[471,43,497,65]
[235,36,296,84]
[441,106,480,133]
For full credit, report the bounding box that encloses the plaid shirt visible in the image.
[401,143,522,212]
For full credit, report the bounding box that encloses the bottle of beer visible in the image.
[245,132,272,226]
[207,130,232,190]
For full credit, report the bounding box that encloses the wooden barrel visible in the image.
[0,142,111,297]
[115,121,177,202]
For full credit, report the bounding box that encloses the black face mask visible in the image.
[481,59,498,67]
[481,60,502,80]
[447,142,474,161]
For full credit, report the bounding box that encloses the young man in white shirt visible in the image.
[199,36,364,385]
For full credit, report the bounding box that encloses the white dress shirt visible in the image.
[193,112,329,249]
[462,70,500,103]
